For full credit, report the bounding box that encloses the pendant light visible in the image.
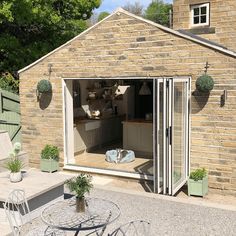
[139,82,151,95]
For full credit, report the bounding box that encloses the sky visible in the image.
[96,0,173,13]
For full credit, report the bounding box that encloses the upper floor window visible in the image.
[191,3,209,27]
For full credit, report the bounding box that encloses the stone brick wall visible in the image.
[19,11,236,195]
[173,0,236,52]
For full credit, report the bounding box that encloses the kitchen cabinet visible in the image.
[123,121,153,157]
[74,116,123,153]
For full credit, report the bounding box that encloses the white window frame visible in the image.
[190,3,210,27]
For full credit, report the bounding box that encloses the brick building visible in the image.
[19,6,236,195]
[173,0,236,51]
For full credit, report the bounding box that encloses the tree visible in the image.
[0,72,19,94]
[123,1,143,16]
[98,11,110,22]
[144,0,172,27]
[0,0,101,75]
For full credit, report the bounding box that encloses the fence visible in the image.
[0,89,21,143]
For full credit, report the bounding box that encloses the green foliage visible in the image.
[144,0,172,27]
[66,174,93,199]
[190,168,207,181]
[98,11,110,22]
[5,157,23,173]
[41,145,59,161]
[37,79,52,93]
[196,74,214,93]
[0,0,101,74]
[0,72,19,93]
[5,142,23,172]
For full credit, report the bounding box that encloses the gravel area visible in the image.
[76,188,236,236]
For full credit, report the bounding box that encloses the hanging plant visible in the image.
[196,74,214,93]
[37,80,52,94]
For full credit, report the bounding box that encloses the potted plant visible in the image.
[188,168,208,197]
[66,174,93,212]
[40,145,59,173]
[5,142,24,182]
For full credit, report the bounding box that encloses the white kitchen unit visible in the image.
[123,120,153,157]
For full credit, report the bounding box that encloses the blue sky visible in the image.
[96,0,173,13]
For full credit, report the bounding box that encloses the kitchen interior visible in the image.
[72,79,154,176]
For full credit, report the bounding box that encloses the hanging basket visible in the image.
[196,75,214,93]
[37,80,52,94]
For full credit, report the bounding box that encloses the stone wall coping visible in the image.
[0,168,72,202]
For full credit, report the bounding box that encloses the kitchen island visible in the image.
[122,120,153,158]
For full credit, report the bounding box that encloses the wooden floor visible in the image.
[74,148,153,175]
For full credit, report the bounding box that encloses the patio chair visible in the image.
[108,220,151,236]
[3,189,65,236]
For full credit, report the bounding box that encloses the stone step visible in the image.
[63,169,154,193]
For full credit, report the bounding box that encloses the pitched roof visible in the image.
[178,29,235,52]
[18,8,236,74]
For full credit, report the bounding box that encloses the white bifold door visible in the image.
[153,77,190,195]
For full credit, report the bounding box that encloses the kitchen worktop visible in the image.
[122,119,153,124]
[74,114,125,125]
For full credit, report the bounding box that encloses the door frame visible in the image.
[62,76,190,194]
[171,77,190,195]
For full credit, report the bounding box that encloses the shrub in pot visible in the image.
[66,174,93,212]
[5,143,24,182]
[40,145,59,173]
[188,168,208,197]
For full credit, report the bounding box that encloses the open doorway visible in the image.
[63,77,190,195]
[65,78,154,178]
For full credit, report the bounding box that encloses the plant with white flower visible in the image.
[5,142,23,174]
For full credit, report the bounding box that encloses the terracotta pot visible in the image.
[10,172,22,183]
[76,197,85,212]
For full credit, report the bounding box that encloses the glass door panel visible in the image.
[171,79,189,195]
[153,79,165,193]
[158,81,164,191]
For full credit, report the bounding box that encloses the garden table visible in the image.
[41,197,120,236]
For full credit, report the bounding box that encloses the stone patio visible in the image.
[1,171,236,235]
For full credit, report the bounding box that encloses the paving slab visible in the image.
[0,168,72,213]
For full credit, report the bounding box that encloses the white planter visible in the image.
[10,172,22,183]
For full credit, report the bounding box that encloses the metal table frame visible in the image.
[41,197,120,235]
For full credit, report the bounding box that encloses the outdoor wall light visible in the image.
[221,89,227,107]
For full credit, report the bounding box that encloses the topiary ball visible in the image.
[196,74,214,93]
[37,80,52,93]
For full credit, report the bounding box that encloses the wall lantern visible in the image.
[195,74,214,93]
